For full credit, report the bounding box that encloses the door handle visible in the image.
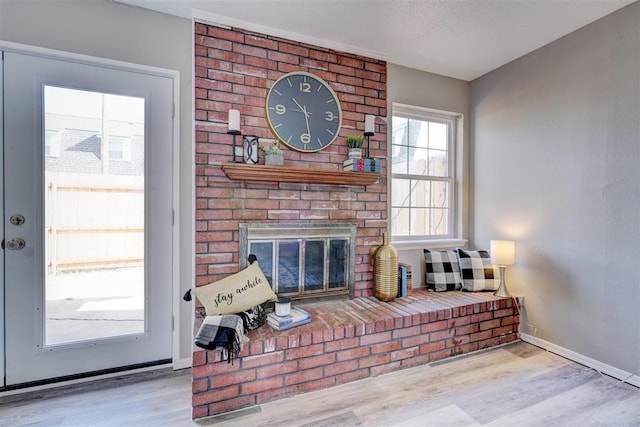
[6,238,26,250]
[10,214,26,226]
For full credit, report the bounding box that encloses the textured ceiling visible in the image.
[116,0,636,81]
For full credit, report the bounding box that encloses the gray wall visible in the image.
[388,64,470,286]
[471,2,640,372]
[0,0,194,362]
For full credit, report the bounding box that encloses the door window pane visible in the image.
[44,86,145,346]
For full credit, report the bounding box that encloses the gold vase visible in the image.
[373,232,398,302]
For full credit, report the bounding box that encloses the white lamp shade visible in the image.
[490,240,515,266]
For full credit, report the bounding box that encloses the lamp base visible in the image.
[494,266,511,298]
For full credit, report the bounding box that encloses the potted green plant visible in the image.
[261,141,284,166]
[345,135,365,159]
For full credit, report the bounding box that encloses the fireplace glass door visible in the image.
[248,237,348,298]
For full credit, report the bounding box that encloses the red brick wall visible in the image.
[194,22,388,296]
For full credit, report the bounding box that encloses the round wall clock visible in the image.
[265,71,342,152]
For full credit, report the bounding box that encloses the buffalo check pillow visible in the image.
[423,249,463,292]
[456,248,501,291]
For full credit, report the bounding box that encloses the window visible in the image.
[44,130,60,157]
[391,105,460,240]
[108,135,130,161]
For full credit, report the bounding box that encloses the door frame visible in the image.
[0,41,181,383]
[0,48,5,385]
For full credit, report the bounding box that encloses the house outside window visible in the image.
[391,104,460,241]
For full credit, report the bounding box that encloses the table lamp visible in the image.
[490,240,515,298]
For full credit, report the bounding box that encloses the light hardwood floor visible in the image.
[1,341,639,426]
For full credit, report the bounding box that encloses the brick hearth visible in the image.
[191,291,519,419]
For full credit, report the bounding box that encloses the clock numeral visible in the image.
[299,82,311,93]
[325,111,334,121]
[275,104,286,115]
[301,133,311,144]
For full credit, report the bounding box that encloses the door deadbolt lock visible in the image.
[6,238,26,250]
[10,214,26,226]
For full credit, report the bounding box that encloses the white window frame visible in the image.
[390,103,465,250]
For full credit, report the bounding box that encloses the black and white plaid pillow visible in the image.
[456,248,501,291]
[424,249,463,292]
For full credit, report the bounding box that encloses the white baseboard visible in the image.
[520,333,640,388]
[172,357,192,370]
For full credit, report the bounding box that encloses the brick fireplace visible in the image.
[193,22,520,421]
[194,22,388,295]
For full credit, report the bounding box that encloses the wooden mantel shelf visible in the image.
[221,163,380,186]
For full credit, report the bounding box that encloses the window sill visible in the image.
[391,238,467,251]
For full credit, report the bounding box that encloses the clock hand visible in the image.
[291,98,310,117]
[303,109,311,142]
[290,108,313,115]
[292,97,312,144]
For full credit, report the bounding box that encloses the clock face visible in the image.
[265,72,342,152]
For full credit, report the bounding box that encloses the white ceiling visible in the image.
[116,0,636,81]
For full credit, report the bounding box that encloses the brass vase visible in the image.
[373,232,398,302]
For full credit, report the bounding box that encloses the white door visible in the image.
[2,50,175,386]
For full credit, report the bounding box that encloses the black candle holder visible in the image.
[364,130,374,158]
[227,129,241,163]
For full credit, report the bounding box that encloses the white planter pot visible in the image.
[348,148,362,159]
[265,153,284,166]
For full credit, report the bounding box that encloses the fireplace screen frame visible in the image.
[239,223,357,299]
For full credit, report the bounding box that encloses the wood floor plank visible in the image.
[299,411,361,427]
[356,351,568,426]
[359,348,565,415]
[577,392,640,426]
[394,404,482,427]
[456,364,602,424]
[210,377,386,426]
[486,374,640,427]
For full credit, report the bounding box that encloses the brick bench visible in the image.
[191,289,520,420]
